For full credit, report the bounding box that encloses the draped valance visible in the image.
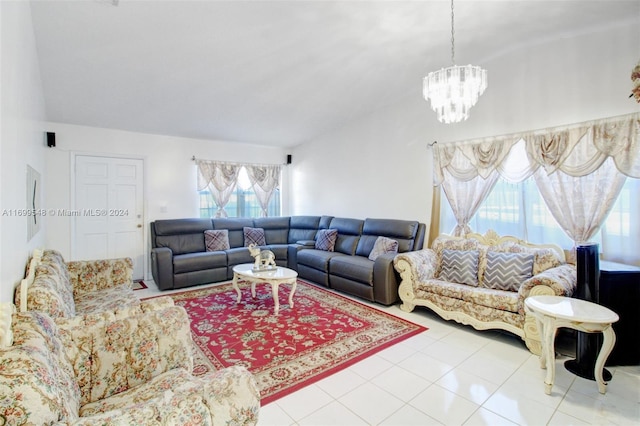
[433,113,640,185]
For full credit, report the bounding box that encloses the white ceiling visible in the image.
[30,0,640,148]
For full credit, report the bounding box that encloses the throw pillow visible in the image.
[482,251,534,292]
[368,236,399,261]
[315,229,338,252]
[438,249,479,286]
[204,230,230,251]
[243,227,266,247]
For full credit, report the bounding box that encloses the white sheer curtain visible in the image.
[442,171,499,236]
[433,113,640,247]
[245,164,281,217]
[196,160,241,218]
[533,158,627,245]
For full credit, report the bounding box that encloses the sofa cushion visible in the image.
[357,218,420,255]
[315,229,338,251]
[330,255,374,285]
[212,218,254,248]
[329,217,363,255]
[205,229,230,251]
[173,252,227,274]
[297,249,343,272]
[416,279,520,314]
[438,249,479,286]
[243,227,266,246]
[254,216,290,244]
[74,285,139,316]
[288,216,323,243]
[226,247,254,267]
[368,236,399,261]
[482,251,534,292]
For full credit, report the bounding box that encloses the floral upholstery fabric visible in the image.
[73,284,138,315]
[15,249,139,319]
[0,306,261,425]
[66,256,133,294]
[78,366,260,425]
[57,306,194,406]
[0,311,81,425]
[16,261,77,318]
[431,236,480,277]
[394,234,577,351]
[517,264,578,315]
[417,279,520,313]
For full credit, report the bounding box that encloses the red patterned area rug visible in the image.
[133,280,148,291]
[162,280,427,405]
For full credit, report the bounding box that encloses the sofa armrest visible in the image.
[66,257,133,295]
[393,249,438,282]
[393,249,438,312]
[372,253,401,305]
[286,242,314,270]
[151,247,174,290]
[517,263,577,314]
[57,296,175,327]
[69,366,260,426]
[58,305,193,407]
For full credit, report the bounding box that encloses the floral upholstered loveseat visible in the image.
[15,249,139,318]
[393,230,577,354]
[0,300,261,425]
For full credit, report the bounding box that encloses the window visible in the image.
[199,167,280,218]
[440,177,640,265]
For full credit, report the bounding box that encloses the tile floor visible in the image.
[137,280,639,426]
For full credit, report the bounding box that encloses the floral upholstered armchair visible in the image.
[0,304,260,425]
[15,249,139,318]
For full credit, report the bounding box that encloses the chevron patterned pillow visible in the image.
[482,251,534,291]
[438,249,479,286]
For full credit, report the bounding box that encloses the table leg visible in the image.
[232,273,241,303]
[534,314,547,369]
[288,279,297,309]
[541,316,556,395]
[595,325,617,394]
[271,282,280,315]
[251,281,257,299]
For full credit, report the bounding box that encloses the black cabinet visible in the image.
[598,261,640,366]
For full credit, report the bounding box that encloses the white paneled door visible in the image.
[74,155,144,280]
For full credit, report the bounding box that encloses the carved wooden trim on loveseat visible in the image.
[393,230,577,355]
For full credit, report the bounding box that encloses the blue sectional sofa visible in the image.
[150,215,425,305]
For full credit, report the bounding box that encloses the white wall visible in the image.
[291,20,640,242]
[43,123,287,265]
[0,1,48,303]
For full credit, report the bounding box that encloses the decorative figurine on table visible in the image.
[248,243,276,271]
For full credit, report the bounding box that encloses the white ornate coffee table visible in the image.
[231,263,298,314]
[525,295,619,395]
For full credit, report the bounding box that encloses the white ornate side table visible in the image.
[231,263,298,315]
[525,295,619,395]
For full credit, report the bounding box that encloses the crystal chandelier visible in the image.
[423,0,487,124]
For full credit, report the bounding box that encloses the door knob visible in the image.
[137,224,142,228]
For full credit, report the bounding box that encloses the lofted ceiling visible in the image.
[30,0,639,148]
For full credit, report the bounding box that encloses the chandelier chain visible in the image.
[451,0,455,65]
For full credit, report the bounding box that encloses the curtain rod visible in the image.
[191,156,287,167]
[431,111,639,148]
